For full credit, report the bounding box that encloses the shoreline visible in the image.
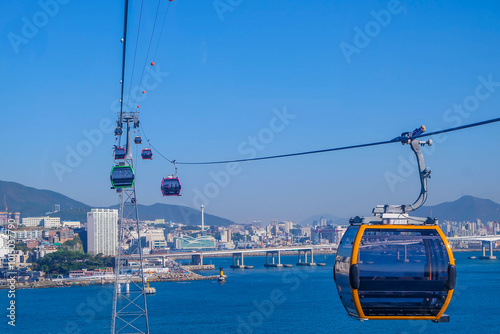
[0,249,490,290]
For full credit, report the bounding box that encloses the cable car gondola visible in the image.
[114,147,126,160]
[334,126,456,323]
[134,136,142,144]
[334,217,455,322]
[110,165,135,188]
[161,177,181,196]
[141,148,153,160]
[115,127,123,136]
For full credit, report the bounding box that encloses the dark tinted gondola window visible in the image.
[113,168,133,179]
[334,226,360,316]
[357,228,451,317]
[111,167,134,187]
[162,178,181,195]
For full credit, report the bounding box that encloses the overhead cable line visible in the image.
[117,0,130,147]
[139,123,175,164]
[125,0,145,110]
[163,117,500,165]
[411,117,500,139]
[152,1,172,61]
[130,0,164,111]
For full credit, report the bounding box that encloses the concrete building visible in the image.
[174,235,216,250]
[26,240,40,248]
[0,233,11,258]
[62,221,81,228]
[334,225,348,244]
[301,227,312,237]
[22,216,61,228]
[13,229,43,241]
[220,228,232,243]
[22,217,44,227]
[2,250,29,269]
[59,228,75,243]
[33,246,58,260]
[317,227,336,244]
[43,217,61,228]
[144,229,167,249]
[0,212,20,226]
[280,221,294,234]
[87,208,118,256]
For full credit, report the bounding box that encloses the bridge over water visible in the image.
[140,245,335,268]
[449,235,500,259]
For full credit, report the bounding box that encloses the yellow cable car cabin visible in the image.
[333,125,457,322]
[334,215,456,322]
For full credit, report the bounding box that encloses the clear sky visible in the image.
[1,0,500,224]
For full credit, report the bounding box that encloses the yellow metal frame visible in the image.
[350,224,455,320]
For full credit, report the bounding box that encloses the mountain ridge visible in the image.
[0,180,234,226]
[415,195,500,222]
[301,196,500,225]
[1,181,499,226]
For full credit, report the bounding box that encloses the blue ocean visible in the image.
[2,252,499,334]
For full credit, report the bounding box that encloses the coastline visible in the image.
[0,249,489,290]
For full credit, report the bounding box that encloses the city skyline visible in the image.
[1,0,500,224]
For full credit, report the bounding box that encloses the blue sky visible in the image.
[1,0,500,224]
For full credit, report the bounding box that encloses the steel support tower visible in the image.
[111,113,150,334]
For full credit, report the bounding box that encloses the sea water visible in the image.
[1,252,499,334]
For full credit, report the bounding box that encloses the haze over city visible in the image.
[2,0,500,224]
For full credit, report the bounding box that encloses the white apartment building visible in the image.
[43,217,61,228]
[87,209,118,256]
[22,216,61,228]
[22,217,44,227]
[0,233,11,258]
[13,229,43,241]
[62,220,81,228]
[144,229,167,249]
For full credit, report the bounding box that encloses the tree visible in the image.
[61,236,84,252]
[32,249,114,276]
[14,243,30,252]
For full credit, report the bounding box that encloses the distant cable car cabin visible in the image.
[134,136,142,144]
[115,127,123,136]
[141,148,153,160]
[161,177,181,196]
[110,165,135,188]
[114,147,126,160]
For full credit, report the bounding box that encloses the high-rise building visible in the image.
[283,221,294,233]
[87,209,118,256]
